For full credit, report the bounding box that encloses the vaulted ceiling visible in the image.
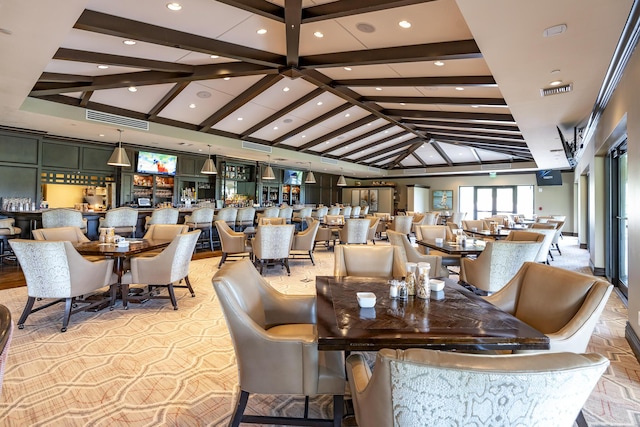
[0,0,634,177]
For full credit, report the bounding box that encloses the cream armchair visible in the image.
[338,218,369,244]
[346,348,609,427]
[144,207,179,230]
[255,206,278,225]
[290,218,320,265]
[506,229,555,264]
[32,226,90,243]
[215,220,250,268]
[387,230,448,277]
[484,262,613,353]
[99,207,139,237]
[212,259,345,426]
[334,245,405,278]
[292,206,312,230]
[234,206,255,231]
[278,206,293,223]
[9,240,114,332]
[312,206,328,220]
[366,216,380,244]
[42,208,87,233]
[388,215,413,236]
[257,216,286,225]
[460,240,541,294]
[251,224,295,275]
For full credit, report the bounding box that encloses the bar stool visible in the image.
[0,218,21,268]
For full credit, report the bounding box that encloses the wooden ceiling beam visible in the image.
[430,141,453,166]
[385,109,515,122]
[285,0,302,67]
[363,96,506,106]
[302,0,436,23]
[272,103,353,145]
[54,48,194,73]
[317,123,396,155]
[334,76,496,87]
[339,131,409,158]
[352,137,420,162]
[389,141,423,168]
[148,82,190,119]
[405,118,520,132]
[214,0,284,21]
[427,128,525,141]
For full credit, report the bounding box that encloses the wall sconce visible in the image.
[107,129,131,167]
[200,144,217,175]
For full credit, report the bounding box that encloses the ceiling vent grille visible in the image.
[86,110,149,131]
[321,157,338,165]
[540,83,573,97]
[481,163,512,170]
[241,141,272,153]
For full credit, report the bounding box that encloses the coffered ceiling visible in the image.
[0,0,633,177]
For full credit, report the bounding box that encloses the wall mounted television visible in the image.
[284,169,302,185]
[536,169,563,186]
[137,151,177,175]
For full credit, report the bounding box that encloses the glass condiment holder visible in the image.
[416,262,431,299]
[405,262,417,296]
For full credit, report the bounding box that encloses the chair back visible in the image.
[390,215,413,235]
[235,207,256,227]
[142,231,200,283]
[361,205,370,216]
[0,304,13,397]
[32,226,89,243]
[313,206,328,219]
[253,224,295,260]
[215,207,238,225]
[462,219,485,231]
[387,230,446,277]
[295,207,313,220]
[184,207,214,228]
[423,212,439,225]
[341,206,352,218]
[504,230,544,242]
[215,220,247,253]
[146,208,179,229]
[338,218,370,244]
[451,211,466,226]
[507,229,554,263]
[143,224,188,240]
[278,206,293,222]
[324,214,344,225]
[258,217,286,225]
[260,207,280,218]
[346,348,609,427]
[416,225,452,242]
[0,218,19,235]
[99,207,138,230]
[351,206,361,218]
[374,212,391,221]
[327,206,341,215]
[334,245,405,278]
[366,216,380,242]
[292,218,320,251]
[42,208,86,230]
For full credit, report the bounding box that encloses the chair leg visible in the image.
[333,395,344,427]
[575,409,588,427]
[61,297,73,332]
[309,250,315,266]
[218,253,227,268]
[208,227,213,251]
[17,296,36,329]
[167,284,178,310]
[184,276,195,297]
[230,390,250,427]
[284,258,291,276]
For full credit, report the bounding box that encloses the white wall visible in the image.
[407,186,429,212]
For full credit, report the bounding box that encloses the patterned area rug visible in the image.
[0,237,638,426]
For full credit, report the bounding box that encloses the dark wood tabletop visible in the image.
[463,228,512,239]
[315,276,549,352]
[417,238,486,257]
[74,238,171,257]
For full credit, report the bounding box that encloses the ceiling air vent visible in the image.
[241,141,272,153]
[540,83,573,97]
[481,163,511,170]
[321,157,338,165]
[86,110,149,131]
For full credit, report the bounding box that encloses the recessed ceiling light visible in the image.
[344,67,352,71]
[237,117,243,121]
[313,31,324,38]
[273,126,278,130]
[434,61,445,67]
[257,28,267,35]
[123,40,136,46]
[375,87,382,91]
[455,87,464,91]
[367,123,372,126]
[472,105,479,108]
[301,135,306,138]
[99,134,105,137]
[166,3,182,11]
[128,86,137,92]
[317,101,323,106]
[549,80,563,86]
[325,141,330,144]
[399,20,411,29]
[400,102,406,106]
[210,55,219,59]
[97,65,109,70]
[356,22,376,33]
[224,77,231,81]
[189,103,196,109]
[384,130,389,134]
[345,113,350,117]
[283,87,290,92]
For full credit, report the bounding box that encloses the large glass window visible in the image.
[459,185,534,219]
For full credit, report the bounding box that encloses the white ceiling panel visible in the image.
[90,84,175,114]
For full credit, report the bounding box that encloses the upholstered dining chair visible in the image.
[0,218,21,265]
[251,224,295,275]
[144,207,179,231]
[184,207,214,250]
[255,206,279,225]
[42,208,87,233]
[212,259,345,427]
[422,211,439,225]
[257,216,286,225]
[312,206,328,221]
[0,304,13,397]
[327,206,341,216]
[351,205,361,218]
[387,230,448,277]
[388,215,413,237]
[292,206,312,231]
[32,226,90,243]
[215,220,251,268]
[460,240,542,294]
[360,205,370,216]
[547,219,566,255]
[338,218,370,244]
[278,206,293,223]
[334,245,405,278]
[340,206,352,218]
[99,207,139,237]
[484,262,613,353]
[451,211,466,226]
[366,216,380,244]
[9,239,114,332]
[234,206,256,231]
[215,207,238,230]
[461,219,485,232]
[121,230,200,310]
[346,348,609,427]
[290,218,320,265]
[506,229,555,264]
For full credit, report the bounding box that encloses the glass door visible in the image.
[474,187,515,219]
[612,143,628,297]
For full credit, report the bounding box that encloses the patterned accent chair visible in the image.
[327,206,341,216]
[460,240,542,294]
[485,262,613,353]
[338,218,370,244]
[334,245,405,279]
[212,259,345,426]
[292,206,312,231]
[214,207,238,230]
[42,208,87,233]
[120,231,200,310]
[387,230,448,278]
[0,304,13,397]
[351,205,361,218]
[506,229,554,264]
[99,207,139,237]
[346,348,608,427]
[184,207,214,250]
[215,220,251,268]
[311,206,328,221]
[255,206,279,225]
[234,207,255,231]
[388,215,413,236]
[32,226,89,243]
[451,211,466,227]
[251,224,295,275]
[9,240,114,332]
[290,218,320,265]
[144,207,179,231]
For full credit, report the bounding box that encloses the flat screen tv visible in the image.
[284,169,302,185]
[137,151,177,175]
[536,170,562,186]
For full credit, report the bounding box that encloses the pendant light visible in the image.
[107,129,131,167]
[336,168,347,186]
[262,155,275,180]
[200,144,217,175]
[304,162,316,184]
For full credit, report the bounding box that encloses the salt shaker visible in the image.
[389,280,399,298]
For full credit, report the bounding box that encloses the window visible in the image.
[459,185,534,219]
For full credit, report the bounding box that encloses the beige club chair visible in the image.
[184,207,214,251]
[255,206,279,225]
[144,207,179,231]
[315,224,337,249]
[423,211,439,225]
[338,218,370,244]
[415,224,460,267]
[460,240,542,294]
[312,206,328,221]
[121,230,200,310]
[0,304,13,397]
[99,207,139,237]
[215,220,251,268]
[212,259,345,427]
[366,216,380,244]
[410,213,426,234]
[387,230,448,277]
[234,206,255,231]
[507,229,555,264]
[340,206,352,218]
[32,226,90,243]
[334,245,405,278]
[42,208,87,233]
[251,224,295,275]
[214,207,238,230]
[351,205,361,218]
[290,218,320,265]
[143,223,188,240]
[9,239,114,332]
[531,222,559,261]
[388,215,413,236]
[462,219,485,231]
[451,211,466,226]
[346,348,609,427]
[485,262,613,353]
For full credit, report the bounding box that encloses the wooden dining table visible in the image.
[315,276,549,352]
[417,238,486,257]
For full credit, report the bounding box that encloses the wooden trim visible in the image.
[625,322,640,364]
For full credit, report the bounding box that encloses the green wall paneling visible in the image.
[0,133,39,164]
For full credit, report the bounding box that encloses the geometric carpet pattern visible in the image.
[0,237,638,426]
